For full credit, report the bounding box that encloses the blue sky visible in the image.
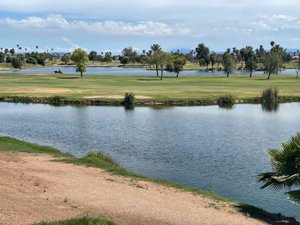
[0,0,300,54]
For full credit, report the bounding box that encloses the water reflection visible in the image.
[124,105,135,111]
[218,103,235,110]
[261,102,280,112]
[0,102,300,219]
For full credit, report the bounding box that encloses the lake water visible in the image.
[0,66,297,76]
[0,102,300,220]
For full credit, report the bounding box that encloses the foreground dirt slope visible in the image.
[0,152,283,225]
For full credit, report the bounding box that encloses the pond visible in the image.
[0,66,297,76]
[0,102,300,220]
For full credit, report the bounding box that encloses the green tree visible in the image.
[0,52,4,63]
[264,42,285,79]
[263,53,283,79]
[71,48,89,78]
[88,51,97,62]
[245,56,257,78]
[153,51,170,80]
[215,54,223,69]
[240,46,255,68]
[195,43,210,69]
[150,44,161,52]
[11,57,22,69]
[165,55,187,78]
[122,47,137,63]
[103,52,112,63]
[222,53,235,77]
[258,134,300,203]
[120,56,130,66]
[255,45,266,64]
[9,48,15,55]
[173,56,186,77]
[61,53,71,65]
[195,43,210,60]
[294,60,300,79]
[210,52,218,71]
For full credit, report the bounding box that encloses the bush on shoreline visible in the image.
[261,88,279,104]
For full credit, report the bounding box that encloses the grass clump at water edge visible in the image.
[216,95,235,108]
[261,88,279,104]
[31,215,116,225]
[123,92,135,105]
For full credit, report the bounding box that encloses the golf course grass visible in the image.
[0,73,299,102]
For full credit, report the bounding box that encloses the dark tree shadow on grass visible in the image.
[236,204,300,225]
[56,77,80,79]
[137,78,162,81]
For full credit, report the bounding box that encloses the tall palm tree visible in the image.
[258,134,300,203]
[150,44,162,77]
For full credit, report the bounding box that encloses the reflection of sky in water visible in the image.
[0,102,300,220]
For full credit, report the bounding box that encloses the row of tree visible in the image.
[1,42,299,79]
[195,41,299,79]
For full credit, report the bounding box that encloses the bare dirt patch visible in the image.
[84,95,151,99]
[0,152,271,225]
[0,88,73,95]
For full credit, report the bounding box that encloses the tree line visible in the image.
[1,42,300,79]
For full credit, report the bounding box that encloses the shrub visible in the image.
[32,215,116,225]
[26,57,38,65]
[48,95,65,104]
[5,56,12,63]
[85,152,119,167]
[217,95,235,106]
[123,92,135,105]
[261,88,279,104]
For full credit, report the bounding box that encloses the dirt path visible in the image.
[0,152,290,225]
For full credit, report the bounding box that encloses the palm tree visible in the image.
[150,44,162,76]
[257,134,300,203]
[150,44,161,52]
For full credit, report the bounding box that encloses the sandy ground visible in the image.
[0,152,294,225]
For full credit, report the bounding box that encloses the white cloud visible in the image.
[252,14,300,31]
[62,37,80,49]
[0,0,298,14]
[0,14,190,37]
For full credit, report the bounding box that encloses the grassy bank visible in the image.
[0,74,300,104]
[0,136,298,224]
[32,216,116,225]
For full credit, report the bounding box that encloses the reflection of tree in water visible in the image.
[218,103,234,110]
[73,106,90,152]
[261,102,279,112]
[124,105,135,111]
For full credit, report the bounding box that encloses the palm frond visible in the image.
[286,190,300,204]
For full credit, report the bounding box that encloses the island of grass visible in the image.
[0,136,298,225]
[0,74,300,106]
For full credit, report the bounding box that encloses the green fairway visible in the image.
[0,73,299,101]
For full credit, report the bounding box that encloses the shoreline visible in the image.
[1,95,300,106]
[0,137,298,225]
[1,64,298,72]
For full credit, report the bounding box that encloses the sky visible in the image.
[0,0,300,54]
